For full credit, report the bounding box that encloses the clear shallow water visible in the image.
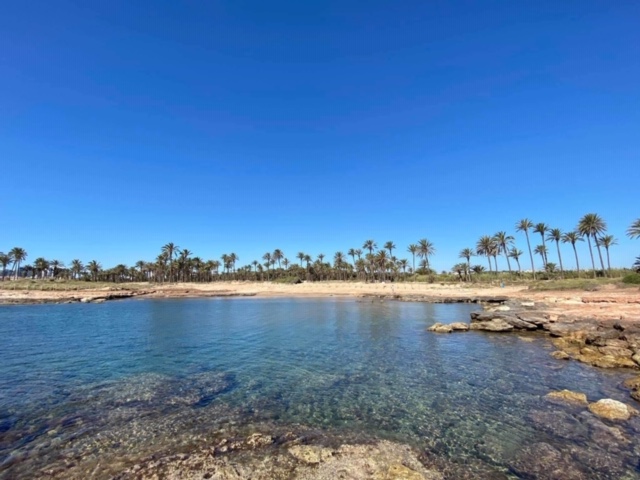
[1,298,639,479]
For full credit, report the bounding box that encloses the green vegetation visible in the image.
[622,273,640,285]
[1,215,639,285]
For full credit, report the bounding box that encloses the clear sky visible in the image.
[2,1,639,272]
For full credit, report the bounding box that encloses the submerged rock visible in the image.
[587,399,637,421]
[544,390,588,405]
[509,442,587,480]
[550,350,570,360]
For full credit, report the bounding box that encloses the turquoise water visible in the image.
[1,298,639,479]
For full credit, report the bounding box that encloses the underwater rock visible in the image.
[509,442,588,479]
[544,390,588,405]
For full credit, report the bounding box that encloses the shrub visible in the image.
[622,273,640,285]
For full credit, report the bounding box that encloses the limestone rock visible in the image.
[633,353,640,366]
[544,390,588,405]
[623,376,640,390]
[449,322,469,331]
[427,323,453,333]
[382,463,428,480]
[469,319,513,332]
[588,399,636,421]
[288,445,333,464]
[551,350,570,360]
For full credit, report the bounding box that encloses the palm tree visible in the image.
[9,247,27,279]
[0,252,11,281]
[459,248,474,281]
[272,249,284,269]
[363,240,377,256]
[597,235,617,274]
[33,258,49,278]
[348,248,357,266]
[87,260,101,282]
[508,248,523,274]
[384,241,395,258]
[516,219,536,279]
[476,236,495,273]
[162,242,179,282]
[262,252,272,280]
[534,223,549,267]
[534,245,548,268]
[407,244,418,273]
[546,228,564,276]
[355,249,363,260]
[561,231,583,275]
[71,259,84,280]
[493,231,514,273]
[282,258,290,270]
[577,213,607,278]
[417,239,435,271]
[627,219,640,239]
[297,252,305,268]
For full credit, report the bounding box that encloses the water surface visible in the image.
[1,298,639,478]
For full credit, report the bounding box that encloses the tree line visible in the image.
[2,215,639,283]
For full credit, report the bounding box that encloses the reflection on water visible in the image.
[1,298,639,479]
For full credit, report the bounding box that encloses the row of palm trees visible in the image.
[454,214,639,280]
[2,216,639,283]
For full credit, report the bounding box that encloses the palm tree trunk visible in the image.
[525,231,536,280]
[486,255,492,273]
[572,244,580,276]
[503,251,512,273]
[540,235,548,267]
[595,243,606,277]
[605,247,611,274]
[555,241,564,277]
[586,235,597,278]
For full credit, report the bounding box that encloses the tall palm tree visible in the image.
[417,239,435,271]
[516,219,536,279]
[508,248,523,274]
[476,236,495,273]
[597,235,617,274]
[459,248,474,281]
[627,218,640,239]
[347,248,357,266]
[533,223,549,267]
[407,244,418,273]
[355,249,362,260]
[297,252,305,268]
[493,231,514,273]
[33,258,49,279]
[282,258,290,270]
[561,231,584,275]
[546,228,564,276]
[162,243,179,282]
[384,241,395,258]
[9,247,27,279]
[577,213,607,278]
[0,252,11,281]
[363,240,377,256]
[50,260,63,278]
[273,249,284,269]
[262,252,272,280]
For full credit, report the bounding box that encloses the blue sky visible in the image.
[1,1,639,272]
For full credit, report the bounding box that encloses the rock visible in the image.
[520,301,535,307]
[470,319,513,332]
[551,350,570,360]
[288,445,333,464]
[246,433,273,449]
[588,399,636,421]
[427,323,453,333]
[633,353,640,366]
[623,376,640,390]
[93,298,106,304]
[544,390,588,405]
[493,305,511,311]
[509,442,587,479]
[597,346,633,358]
[449,322,469,331]
[385,463,428,480]
[80,297,91,303]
